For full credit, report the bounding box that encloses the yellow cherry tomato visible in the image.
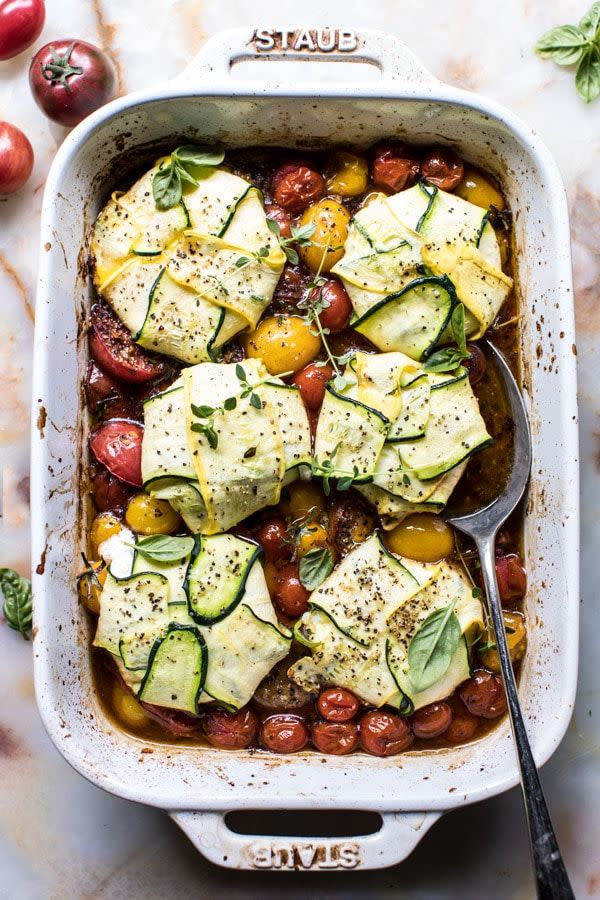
[479,611,527,673]
[280,480,327,523]
[125,493,182,535]
[90,511,122,556]
[263,560,281,599]
[385,513,454,562]
[299,198,350,273]
[297,523,329,557]
[112,683,151,730]
[325,151,368,197]
[78,559,107,615]
[455,167,505,210]
[244,315,321,375]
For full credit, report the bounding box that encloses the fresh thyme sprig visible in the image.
[266,219,316,264]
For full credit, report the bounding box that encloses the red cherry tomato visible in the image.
[411,702,453,739]
[260,714,309,753]
[371,142,421,193]
[311,720,359,755]
[89,419,143,487]
[90,466,134,512]
[464,343,486,385]
[84,360,122,412]
[459,670,507,719]
[273,562,310,618]
[317,687,360,723]
[90,304,168,384]
[444,711,479,743]
[202,706,258,749]
[0,122,33,195]
[292,362,333,410]
[29,39,116,127]
[273,163,326,213]
[311,279,353,334]
[359,710,414,756]
[271,264,310,314]
[255,517,291,563]
[421,148,464,191]
[495,553,527,604]
[0,0,45,60]
[140,702,200,736]
[265,203,292,238]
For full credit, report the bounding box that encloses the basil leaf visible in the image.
[576,46,600,102]
[450,303,467,356]
[0,568,33,640]
[579,1,600,39]
[153,165,182,210]
[173,144,225,169]
[132,535,195,563]
[407,604,461,692]
[423,348,467,373]
[534,24,588,66]
[298,547,334,590]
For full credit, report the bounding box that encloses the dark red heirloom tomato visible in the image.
[84,360,122,412]
[317,687,361,723]
[495,553,527,604]
[0,0,45,60]
[203,706,258,750]
[261,714,309,753]
[411,702,453,740]
[89,419,143,487]
[459,670,507,719]
[310,279,353,334]
[264,203,293,238]
[421,147,464,191]
[273,562,310,618]
[371,142,421,193]
[90,466,134,512]
[140,702,200,736]
[271,263,310,313]
[293,362,333,410]
[359,710,414,756]
[311,720,359,755]
[29,39,116,127]
[0,122,34,194]
[272,162,326,213]
[90,305,167,384]
[255,516,291,563]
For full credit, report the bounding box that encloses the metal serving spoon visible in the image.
[446,342,574,900]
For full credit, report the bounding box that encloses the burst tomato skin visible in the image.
[29,39,116,127]
[0,122,34,194]
[0,0,45,60]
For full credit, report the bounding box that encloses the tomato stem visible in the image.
[41,43,83,92]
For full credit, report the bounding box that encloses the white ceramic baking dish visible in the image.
[31,27,579,872]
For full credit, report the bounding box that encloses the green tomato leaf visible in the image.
[534,23,588,65]
[0,568,33,640]
[298,547,334,590]
[152,164,182,210]
[576,46,600,101]
[407,603,462,692]
[130,535,195,563]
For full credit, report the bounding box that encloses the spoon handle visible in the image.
[477,535,574,900]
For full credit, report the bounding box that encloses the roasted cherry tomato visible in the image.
[0,0,45,60]
[495,553,527,604]
[90,510,122,555]
[299,198,349,274]
[78,558,106,615]
[455,167,505,210]
[317,688,360,723]
[459,670,507,719]
[272,162,326,213]
[244,315,321,375]
[384,513,454,563]
[310,279,353,333]
[202,706,258,749]
[297,522,329,558]
[325,151,368,197]
[255,517,291,563]
[272,562,310,618]
[371,142,421,193]
[311,720,359,755]
[125,493,181,535]
[141,702,201,736]
[264,202,293,238]
[359,710,414,756]
[260,714,309,753]
[292,362,333,410]
[421,147,464,191]
[411,702,453,740]
[0,122,34,194]
[99,397,142,423]
[479,610,527,673]
[90,304,168,384]
[329,491,376,557]
[29,39,116,127]
[84,360,122,412]
[281,480,327,523]
[89,419,143,487]
[271,263,310,314]
[90,466,134,512]
[253,662,314,714]
[443,711,479,743]
[112,682,151,730]
[464,344,486,386]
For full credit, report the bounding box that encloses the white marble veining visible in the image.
[0,1,599,897]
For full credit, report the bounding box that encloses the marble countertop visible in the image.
[1,1,599,896]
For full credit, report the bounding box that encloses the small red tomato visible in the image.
[0,0,45,60]
[260,714,309,753]
[421,148,464,191]
[359,710,414,756]
[293,362,333,410]
[311,280,353,334]
[203,706,258,750]
[89,419,143,487]
[371,142,421,193]
[90,466,134,513]
[273,163,326,213]
[311,720,359,755]
[495,553,527,604]
[273,562,310,618]
[317,687,360,723]
[84,360,122,413]
[443,711,479,744]
[0,122,33,195]
[265,203,293,238]
[30,39,116,127]
[411,702,453,739]
[140,702,200,736]
[464,343,486,385]
[459,670,507,719]
[255,517,291,563]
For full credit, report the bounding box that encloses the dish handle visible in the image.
[170,809,441,871]
[177,26,436,86]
